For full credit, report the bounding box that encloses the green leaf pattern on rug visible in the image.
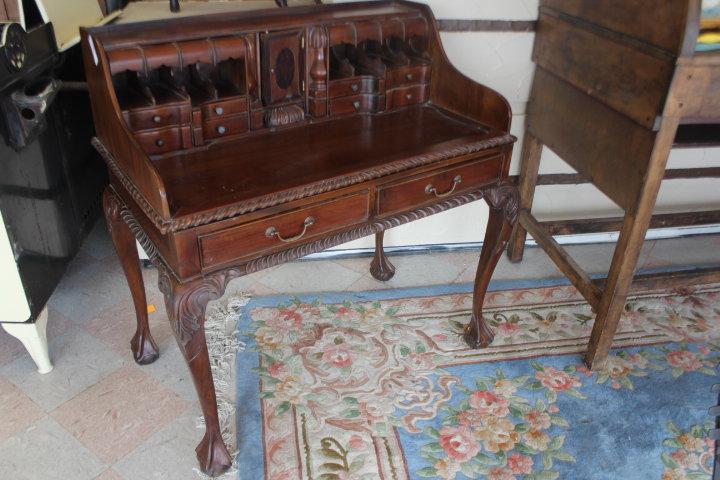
[661,420,715,480]
[574,343,719,391]
[418,368,579,479]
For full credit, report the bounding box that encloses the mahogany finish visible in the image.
[82,2,517,475]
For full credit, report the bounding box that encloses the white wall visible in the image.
[330,0,720,250]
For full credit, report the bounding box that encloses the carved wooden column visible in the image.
[464,183,519,348]
[157,267,239,477]
[103,187,159,365]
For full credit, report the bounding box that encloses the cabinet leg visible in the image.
[464,183,519,348]
[2,307,53,374]
[158,268,235,477]
[104,188,159,365]
[370,230,395,281]
[507,132,543,263]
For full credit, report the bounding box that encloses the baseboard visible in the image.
[304,223,720,260]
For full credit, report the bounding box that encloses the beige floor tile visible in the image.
[0,416,106,480]
[329,255,374,274]
[140,337,200,404]
[258,259,364,293]
[642,234,720,270]
[0,328,125,412]
[346,252,467,291]
[224,269,279,297]
[94,469,126,480]
[113,411,206,480]
[52,365,189,465]
[0,376,45,443]
[85,299,174,363]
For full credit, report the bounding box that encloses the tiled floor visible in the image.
[1,219,719,479]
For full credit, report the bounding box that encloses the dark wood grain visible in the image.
[83,2,518,475]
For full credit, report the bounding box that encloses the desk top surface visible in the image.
[153,106,510,219]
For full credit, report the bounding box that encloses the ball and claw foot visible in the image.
[463,314,494,349]
[197,430,233,477]
[370,253,396,281]
[130,331,160,365]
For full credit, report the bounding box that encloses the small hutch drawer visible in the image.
[385,84,429,110]
[199,191,371,268]
[124,104,191,131]
[202,113,250,140]
[134,126,192,155]
[385,65,430,89]
[201,96,248,118]
[377,156,502,215]
[328,76,379,98]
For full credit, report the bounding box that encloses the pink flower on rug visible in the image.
[628,353,649,369]
[348,435,367,450]
[667,350,702,372]
[671,449,701,470]
[321,344,355,368]
[575,365,594,377]
[536,367,581,392]
[267,309,304,331]
[525,410,551,430]
[507,453,534,475]
[468,391,510,417]
[548,405,560,414]
[497,322,521,337]
[698,345,711,356]
[487,467,517,480]
[335,306,359,320]
[267,362,287,378]
[439,426,481,463]
[678,433,707,452]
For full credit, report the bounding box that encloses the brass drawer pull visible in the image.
[351,83,359,92]
[217,125,227,134]
[425,175,462,198]
[153,115,162,123]
[265,216,315,243]
[406,73,413,81]
[215,106,224,115]
[155,139,165,147]
[353,100,361,110]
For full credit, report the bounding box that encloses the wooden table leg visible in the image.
[158,267,236,477]
[584,118,678,370]
[103,187,159,365]
[507,132,543,263]
[464,183,519,348]
[370,230,395,281]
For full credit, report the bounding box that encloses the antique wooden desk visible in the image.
[508,0,720,371]
[81,1,518,475]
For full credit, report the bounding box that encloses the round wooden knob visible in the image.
[405,94,412,100]
[155,139,164,147]
[153,115,161,123]
[353,101,360,110]
[215,106,224,115]
[406,73,413,81]
[217,125,227,134]
[351,83,359,92]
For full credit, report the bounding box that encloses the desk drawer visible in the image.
[328,76,379,99]
[330,94,383,115]
[377,156,502,215]
[135,126,192,155]
[124,104,191,131]
[201,96,248,119]
[202,113,249,140]
[385,65,430,90]
[386,84,429,110]
[200,191,370,267]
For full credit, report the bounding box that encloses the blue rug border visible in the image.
[233,263,719,477]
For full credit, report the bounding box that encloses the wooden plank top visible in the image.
[152,105,512,222]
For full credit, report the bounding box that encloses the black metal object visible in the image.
[0,24,107,321]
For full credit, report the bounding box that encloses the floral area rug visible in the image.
[233,281,720,480]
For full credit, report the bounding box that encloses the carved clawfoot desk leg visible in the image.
[464,183,519,348]
[103,187,159,365]
[370,230,396,281]
[158,268,234,477]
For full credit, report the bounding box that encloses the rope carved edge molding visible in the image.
[108,181,517,348]
[94,134,516,234]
